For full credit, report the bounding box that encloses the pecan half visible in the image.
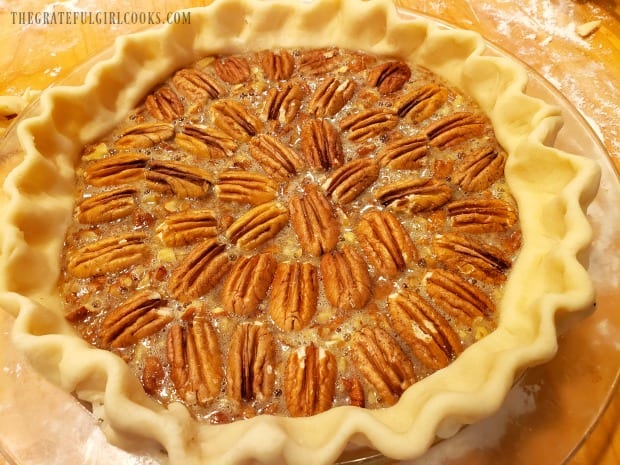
[374,178,452,213]
[225,201,289,251]
[396,84,449,123]
[388,288,462,371]
[366,61,411,95]
[221,253,277,316]
[248,134,304,180]
[298,48,341,75]
[339,108,398,142]
[216,169,278,205]
[320,245,372,311]
[424,269,495,325]
[175,124,238,159]
[285,344,337,417]
[376,135,428,170]
[168,239,233,303]
[145,86,184,121]
[447,198,518,234]
[173,68,226,100]
[343,377,365,408]
[309,77,356,117]
[322,157,379,204]
[156,209,218,247]
[146,161,214,198]
[260,50,295,80]
[227,322,277,403]
[167,314,224,406]
[300,119,344,171]
[215,56,251,84]
[66,232,149,278]
[84,152,147,187]
[433,233,511,284]
[350,326,415,406]
[289,184,340,256]
[425,112,487,149]
[100,290,171,349]
[269,262,318,331]
[115,122,175,149]
[142,356,165,396]
[356,210,417,278]
[261,82,303,124]
[452,146,507,192]
[210,100,262,141]
[76,187,136,224]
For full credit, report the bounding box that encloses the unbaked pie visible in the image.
[0,0,600,464]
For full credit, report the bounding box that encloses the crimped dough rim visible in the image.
[0,1,601,464]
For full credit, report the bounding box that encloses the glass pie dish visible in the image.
[0,4,618,465]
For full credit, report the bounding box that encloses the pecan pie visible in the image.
[61,46,518,420]
[0,0,600,464]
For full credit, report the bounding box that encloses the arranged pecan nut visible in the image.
[156,209,219,247]
[261,82,303,124]
[269,262,318,331]
[168,239,233,303]
[167,313,224,406]
[175,124,238,159]
[309,77,356,117]
[172,68,226,100]
[366,60,411,95]
[249,134,304,180]
[433,233,512,284]
[376,135,428,170]
[356,210,417,278]
[425,112,487,149]
[388,288,462,371]
[452,146,507,192]
[115,122,175,149]
[76,187,137,224]
[146,160,214,198]
[83,152,148,187]
[289,184,340,256]
[225,201,289,251]
[210,100,262,141]
[216,169,278,205]
[339,108,398,142]
[145,86,184,121]
[350,326,416,406]
[142,356,165,396]
[320,245,372,311]
[342,377,365,408]
[260,50,295,80]
[396,84,449,123]
[297,48,342,75]
[214,56,251,84]
[66,232,149,278]
[447,198,518,234]
[100,290,172,349]
[227,322,277,404]
[374,178,452,213]
[424,269,495,325]
[322,157,379,204]
[285,343,337,416]
[300,119,344,171]
[221,253,277,316]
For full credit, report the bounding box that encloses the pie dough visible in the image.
[0,0,601,464]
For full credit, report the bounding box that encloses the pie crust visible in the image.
[0,1,601,464]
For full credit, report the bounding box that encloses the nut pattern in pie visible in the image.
[60,47,520,422]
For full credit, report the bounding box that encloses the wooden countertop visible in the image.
[0,1,618,464]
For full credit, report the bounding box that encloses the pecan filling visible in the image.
[60,47,521,423]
